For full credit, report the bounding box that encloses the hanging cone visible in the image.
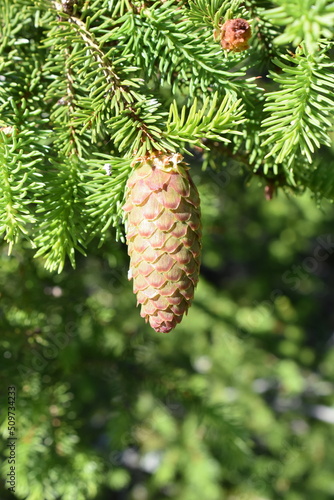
[123,152,201,333]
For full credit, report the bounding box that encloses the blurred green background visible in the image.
[1,160,334,500]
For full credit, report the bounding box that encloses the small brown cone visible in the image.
[220,18,251,52]
[123,152,201,333]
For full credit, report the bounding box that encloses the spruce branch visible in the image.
[81,156,132,243]
[188,0,247,29]
[245,0,283,65]
[64,15,120,91]
[260,46,334,167]
[33,157,88,273]
[113,0,254,97]
[0,129,43,253]
[64,46,80,156]
[45,36,84,157]
[49,9,172,155]
[166,92,245,150]
[263,0,334,53]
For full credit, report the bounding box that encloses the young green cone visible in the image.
[123,152,201,333]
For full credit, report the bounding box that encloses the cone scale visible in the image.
[123,152,201,333]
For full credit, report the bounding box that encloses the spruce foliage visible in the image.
[0,0,333,271]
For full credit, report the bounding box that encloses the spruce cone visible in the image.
[123,152,201,333]
[220,19,251,52]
